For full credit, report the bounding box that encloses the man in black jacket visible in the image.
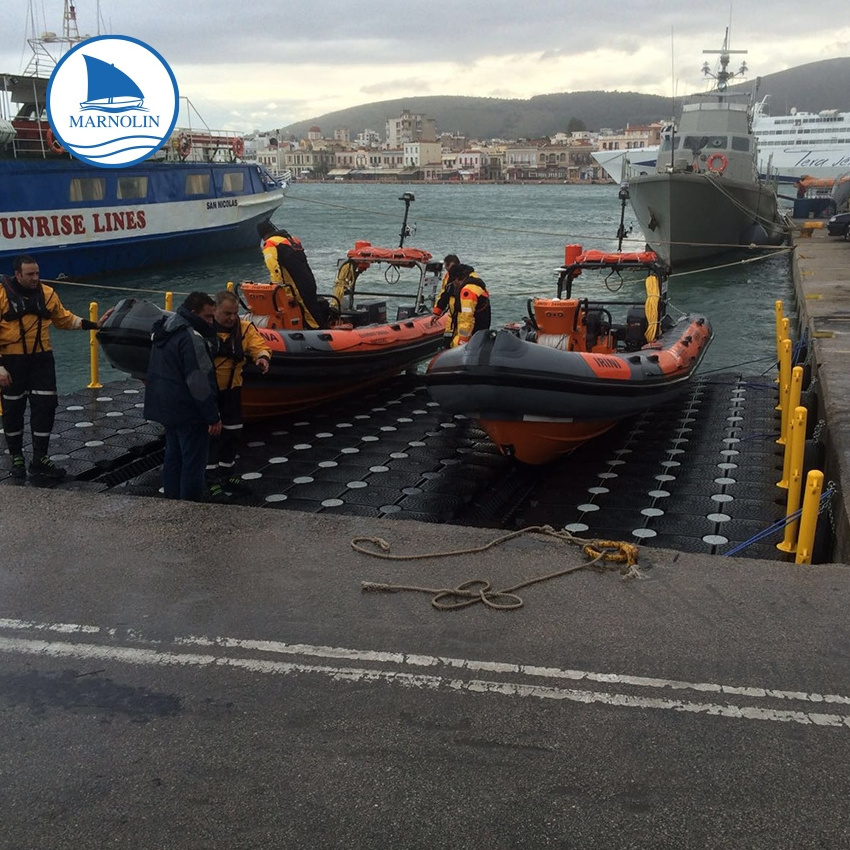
[143,291,222,501]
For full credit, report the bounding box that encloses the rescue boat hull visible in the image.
[97,298,447,419]
[425,314,712,464]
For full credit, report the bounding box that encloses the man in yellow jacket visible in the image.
[431,263,491,348]
[0,254,109,481]
[257,220,329,329]
[207,289,271,498]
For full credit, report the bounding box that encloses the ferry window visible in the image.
[731,137,750,152]
[223,172,244,192]
[707,136,727,148]
[69,178,106,202]
[185,174,211,195]
[117,176,148,199]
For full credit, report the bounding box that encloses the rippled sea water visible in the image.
[48,182,794,393]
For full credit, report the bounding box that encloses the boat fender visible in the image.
[232,137,245,158]
[46,128,64,155]
[706,153,728,175]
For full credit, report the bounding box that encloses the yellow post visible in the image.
[795,470,825,565]
[778,365,803,448]
[227,281,235,292]
[165,291,173,311]
[87,301,102,389]
[777,406,808,554]
[776,338,792,441]
[777,404,795,490]
[774,300,784,375]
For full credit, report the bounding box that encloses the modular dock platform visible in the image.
[0,370,791,562]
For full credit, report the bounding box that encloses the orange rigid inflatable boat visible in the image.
[426,246,713,464]
[98,238,448,418]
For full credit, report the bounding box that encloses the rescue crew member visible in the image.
[143,291,222,502]
[207,290,271,498]
[257,220,329,329]
[0,254,109,481]
[430,263,491,348]
[436,253,459,301]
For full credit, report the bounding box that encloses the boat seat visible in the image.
[624,306,649,351]
[584,307,612,352]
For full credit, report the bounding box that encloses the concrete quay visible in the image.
[790,225,850,560]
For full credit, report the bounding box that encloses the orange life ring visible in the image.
[706,153,728,174]
[46,128,64,155]
[178,134,191,159]
[232,137,245,158]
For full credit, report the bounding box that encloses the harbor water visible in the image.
[45,182,795,393]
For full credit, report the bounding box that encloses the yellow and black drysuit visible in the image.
[0,278,96,462]
[261,233,328,329]
[207,318,271,481]
[432,270,491,348]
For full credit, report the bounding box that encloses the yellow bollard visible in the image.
[165,291,173,311]
[227,281,235,292]
[795,470,825,565]
[777,365,803,448]
[774,300,784,364]
[777,404,796,490]
[87,300,102,389]
[777,406,808,554]
[776,338,792,440]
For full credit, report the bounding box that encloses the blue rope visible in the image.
[722,488,835,556]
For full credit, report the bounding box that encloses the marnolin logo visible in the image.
[47,35,178,168]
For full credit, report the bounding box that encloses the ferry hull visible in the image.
[0,160,284,280]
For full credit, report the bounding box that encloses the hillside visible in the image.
[276,57,850,141]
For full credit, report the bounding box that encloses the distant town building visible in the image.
[333,128,350,144]
[386,109,436,148]
[596,122,664,152]
[403,140,442,167]
[355,128,382,148]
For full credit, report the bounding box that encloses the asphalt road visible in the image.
[2,485,849,849]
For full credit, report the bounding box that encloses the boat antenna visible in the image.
[669,27,676,173]
[616,159,631,251]
[398,192,415,248]
[701,28,748,99]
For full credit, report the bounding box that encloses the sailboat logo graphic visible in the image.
[46,34,179,169]
[79,55,146,113]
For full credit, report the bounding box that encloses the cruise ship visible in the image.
[593,98,850,184]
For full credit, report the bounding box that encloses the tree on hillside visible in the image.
[567,117,587,132]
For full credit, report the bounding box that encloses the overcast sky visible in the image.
[4,1,850,133]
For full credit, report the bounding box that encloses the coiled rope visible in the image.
[354,525,642,611]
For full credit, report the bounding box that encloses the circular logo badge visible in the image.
[47,35,179,168]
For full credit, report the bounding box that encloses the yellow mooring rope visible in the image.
[354,525,643,612]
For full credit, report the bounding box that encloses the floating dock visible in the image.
[1,369,787,561]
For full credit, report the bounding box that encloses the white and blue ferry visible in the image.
[0,3,284,281]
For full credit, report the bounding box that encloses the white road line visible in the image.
[0,635,848,729]
[0,622,849,729]
[0,617,845,707]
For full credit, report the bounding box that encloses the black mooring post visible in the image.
[398,192,415,247]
